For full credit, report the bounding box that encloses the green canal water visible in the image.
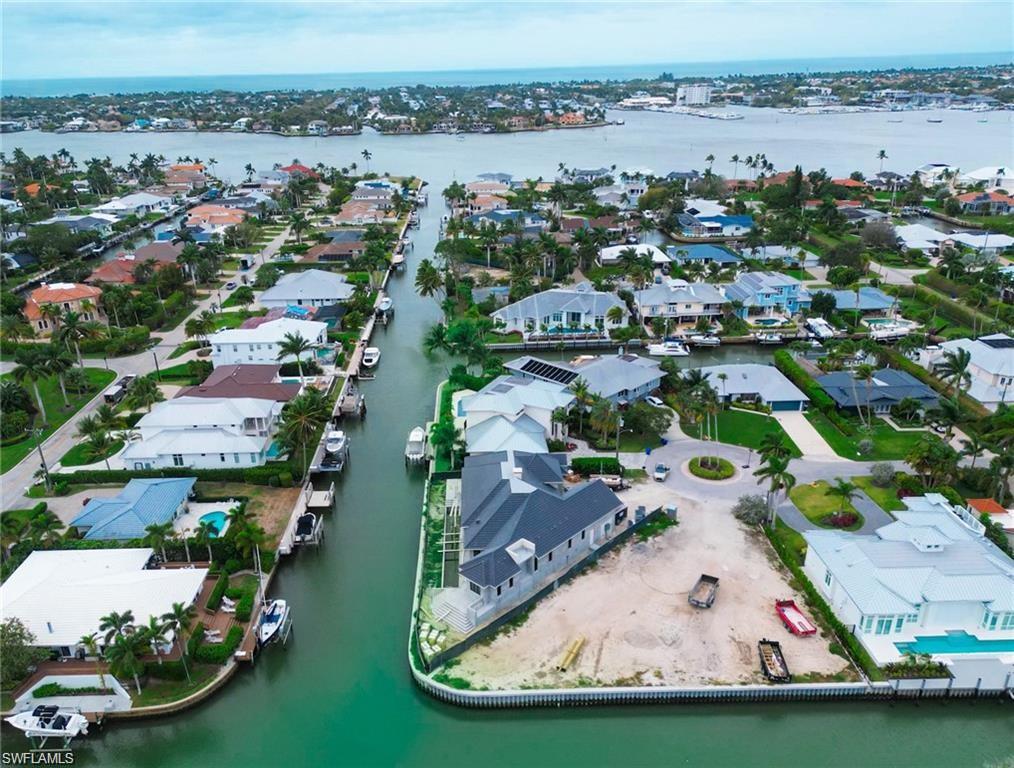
[4,122,1012,766]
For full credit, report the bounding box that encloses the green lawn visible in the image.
[489,332,523,344]
[682,408,802,457]
[804,411,930,461]
[168,341,201,360]
[131,664,219,707]
[59,438,124,468]
[0,368,117,474]
[769,517,807,564]
[210,311,256,330]
[852,476,905,512]
[789,481,864,531]
[782,268,815,280]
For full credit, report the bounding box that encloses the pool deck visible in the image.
[175,500,241,537]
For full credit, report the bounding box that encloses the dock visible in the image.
[278,482,335,555]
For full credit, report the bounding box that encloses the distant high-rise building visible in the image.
[676,84,712,106]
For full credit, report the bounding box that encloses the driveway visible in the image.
[771,411,839,459]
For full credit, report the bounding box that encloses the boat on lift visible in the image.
[5,706,89,740]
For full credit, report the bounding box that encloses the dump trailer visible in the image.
[688,574,720,608]
[758,639,791,683]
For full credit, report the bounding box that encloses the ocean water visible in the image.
[3,51,1010,97]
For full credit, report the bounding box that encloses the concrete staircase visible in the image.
[432,588,475,633]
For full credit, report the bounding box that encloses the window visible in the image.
[875,617,894,635]
[220,454,226,463]
[496,586,502,596]
[861,616,874,633]
[172,454,184,467]
[469,582,480,595]
[581,530,586,540]
[508,577,514,588]
[548,551,553,562]
[567,538,572,549]
[824,569,832,587]
[894,617,904,633]
[1003,613,1014,631]
[234,453,241,463]
[533,557,539,572]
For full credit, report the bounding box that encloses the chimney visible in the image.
[512,466,523,479]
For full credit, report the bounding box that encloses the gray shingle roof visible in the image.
[817,368,938,408]
[492,284,625,326]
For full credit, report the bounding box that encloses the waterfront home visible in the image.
[208,317,328,368]
[683,198,727,217]
[829,286,897,315]
[335,200,386,225]
[466,414,548,454]
[947,232,1014,257]
[698,363,809,411]
[0,549,207,657]
[678,213,754,238]
[93,191,174,217]
[816,368,938,414]
[24,282,106,336]
[741,244,820,268]
[465,180,510,195]
[433,451,626,631]
[466,194,510,214]
[278,163,319,180]
[460,375,575,439]
[914,163,959,185]
[491,283,628,338]
[258,269,355,308]
[803,494,1014,665]
[895,223,946,254]
[87,250,180,285]
[185,204,246,233]
[959,166,1014,192]
[723,271,811,317]
[665,244,742,267]
[467,209,547,230]
[632,279,726,326]
[133,240,184,263]
[956,192,1014,216]
[351,184,395,206]
[34,213,118,237]
[560,167,612,184]
[163,168,207,192]
[70,478,196,540]
[177,364,301,403]
[505,353,665,405]
[217,189,278,215]
[121,396,281,469]
[920,334,1014,412]
[597,243,667,267]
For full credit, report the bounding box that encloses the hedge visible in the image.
[571,457,623,476]
[193,625,243,664]
[188,623,206,656]
[764,526,884,681]
[890,283,1002,334]
[772,350,856,436]
[205,573,229,611]
[54,464,299,487]
[235,593,254,622]
[33,682,111,697]
[914,271,1014,325]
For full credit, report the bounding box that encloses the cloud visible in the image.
[2,1,1011,80]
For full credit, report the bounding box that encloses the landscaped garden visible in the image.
[688,456,735,480]
[789,480,864,531]
[681,407,802,458]
[803,411,930,461]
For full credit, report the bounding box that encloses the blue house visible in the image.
[830,287,897,314]
[665,244,742,267]
[70,478,196,540]
[679,213,754,238]
[724,271,811,317]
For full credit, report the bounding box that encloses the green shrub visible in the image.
[187,623,206,656]
[193,625,243,664]
[571,457,623,476]
[58,465,295,486]
[276,470,293,487]
[223,558,243,574]
[689,456,735,480]
[33,682,111,697]
[773,350,855,435]
[144,660,190,680]
[205,573,228,611]
[1,410,29,439]
[235,593,254,622]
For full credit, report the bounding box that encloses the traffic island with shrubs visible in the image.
[688,456,735,480]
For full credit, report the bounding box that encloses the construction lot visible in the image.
[451,484,856,689]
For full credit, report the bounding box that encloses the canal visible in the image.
[4,114,1013,767]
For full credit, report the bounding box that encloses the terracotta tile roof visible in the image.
[957,191,1014,204]
[25,283,102,320]
[967,498,1007,515]
[23,182,60,198]
[87,259,139,285]
[279,163,319,179]
[832,178,868,188]
[170,163,205,171]
[186,204,246,227]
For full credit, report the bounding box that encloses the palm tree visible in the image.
[141,615,169,665]
[361,149,372,173]
[11,347,52,426]
[930,397,962,441]
[86,431,117,469]
[193,520,216,563]
[828,477,858,512]
[960,433,986,469]
[57,310,103,366]
[758,431,792,463]
[105,633,144,695]
[143,522,174,562]
[47,348,74,408]
[730,154,740,180]
[854,364,877,428]
[232,521,268,566]
[161,602,196,682]
[753,455,796,526]
[877,149,888,174]
[605,304,625,332]
[705,154,715,172]
[937,348,972,398]
[276,332,313,385]
[278,390,329,474]
[99,609,136,644]
[414,259,443,306]
[78,632,107,689]
[429,418,465,469]
[126,376,164,413]
[569,377,594,436]
[589,397,617,444]
[288,211,310,244]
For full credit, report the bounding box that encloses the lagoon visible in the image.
[3,113,1013,767]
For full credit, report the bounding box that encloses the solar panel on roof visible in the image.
[520,359,577,384]
[981,337,1014,349]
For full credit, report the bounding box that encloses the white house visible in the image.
[93,192,174,217]
[598,243,668,267]
[121,396,281,469]
[921,334,1014,411]
[491,283,628,338]
[0,549,207,657]
[960,166,1014,192]
[459,375,575,439]
[258,269,355,309]
[209,317,328,368]
[632,279,726,326]
[803,494,1014,665]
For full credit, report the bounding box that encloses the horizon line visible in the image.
[5,49,1011,85]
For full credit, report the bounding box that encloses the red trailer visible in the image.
[775,600,817,636]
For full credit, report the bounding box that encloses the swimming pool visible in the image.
[265,440,285,459]
[199,511,230,538]
[753,317,787,327]
[895,631,1014,656]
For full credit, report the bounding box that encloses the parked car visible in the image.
[645,396,665,408]
[653,463,670,482]
[224,280,238,290]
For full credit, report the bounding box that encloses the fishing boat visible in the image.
[375,296,394,319]
[361,347,381,368]
[756,332,784,345]
[405,426,427,464]
[325,429,348,456]
[258,599,290,646]
[646,340,690,357]
[689,334,721,347]
[293,512,319,545]
[6,706,89,740]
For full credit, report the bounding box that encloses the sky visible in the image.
[2,0,1012,81]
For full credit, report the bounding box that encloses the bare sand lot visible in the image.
[450,484,855,689]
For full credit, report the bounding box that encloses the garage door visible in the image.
[772,401,801,411]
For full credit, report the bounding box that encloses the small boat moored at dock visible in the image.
[405,426,427,464]
[689,334,721,347]
[756,332,784,345]
[362,347,381,368]
[647,340,690,357]
[319,430,349,472]
[258,599,291,647]
[375,296,394,322]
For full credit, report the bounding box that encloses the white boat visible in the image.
[6,706,89,740]
[258,599,290,646]
[756,333,784,345]
[376,296,394,316]
[689,334,721,347]
[647,341,690,357]
[325,430,348,456]
[405,426,427,464]
[869,324,911,340]
[361,347,381,368]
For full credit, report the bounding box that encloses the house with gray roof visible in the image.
[803,494,1014,664]
[830,286,897,314]
[505,353,665,405]
[491,282,628,338]
[70,478,196,540]
[665,244,742,267]
[459,375,574,438]
[741,244,819,269]
[816,368,938,414]
[698,363,809,411]
[437,451,626,630]
[258,269,355,308]
[633,279,726,326]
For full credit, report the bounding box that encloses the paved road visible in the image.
[0,227,291,512]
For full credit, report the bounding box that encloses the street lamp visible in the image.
[34,429,52,493]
